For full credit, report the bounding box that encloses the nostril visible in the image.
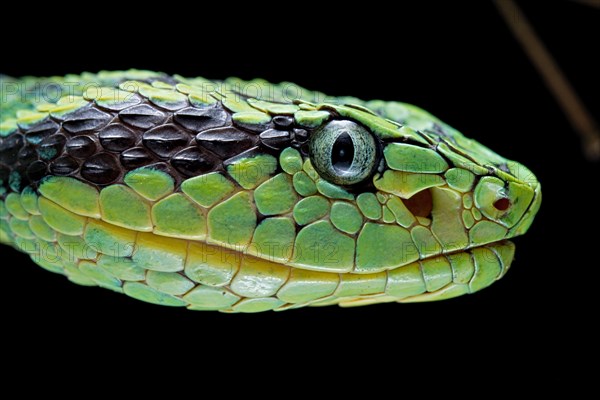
[493,198,511,211]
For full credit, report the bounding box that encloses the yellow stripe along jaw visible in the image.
[0,71,540,312]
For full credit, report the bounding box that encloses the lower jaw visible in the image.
[7,209,515,311]
[319,240,516,308]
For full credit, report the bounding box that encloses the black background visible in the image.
[2,2,598,365]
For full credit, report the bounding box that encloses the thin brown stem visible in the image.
[570,0,600,8]
[494,0,600,160]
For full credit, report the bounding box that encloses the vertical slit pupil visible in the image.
[331,132,354,172]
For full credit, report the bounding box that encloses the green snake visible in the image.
[0,70,541,312]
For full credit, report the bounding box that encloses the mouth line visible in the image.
[332,238,516,307]
[417,238,514,264]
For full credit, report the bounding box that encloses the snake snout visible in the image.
[470,160,540,241]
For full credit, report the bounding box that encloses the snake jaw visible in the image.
[396,240,516,303]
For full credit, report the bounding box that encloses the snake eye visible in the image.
[309,120,379,185]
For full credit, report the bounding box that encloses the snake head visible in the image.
[0,73,542,310]
[287,100,542,301]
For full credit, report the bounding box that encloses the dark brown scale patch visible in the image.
[293,128,308,142]
[196,127,257,158]
[119,104,166,129]
[99,124,137,152]
[66,136,97,158]
[18,145,38,165]
[63,106,112,134]
[293,129,308,143]
[38,134,66,161]
[50,156,79,175]
[259,129,291,150]
[171,147,217,176]
[0,134,24,165]
[26,161,48,181]
[174,106,228,132]
[0,96,317,195]
[25,119,59,144]
[120,147,154,169]
[272,115,294,128]
[0,166,9,183]
[81,153,120,184]
[143,124,190,158]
